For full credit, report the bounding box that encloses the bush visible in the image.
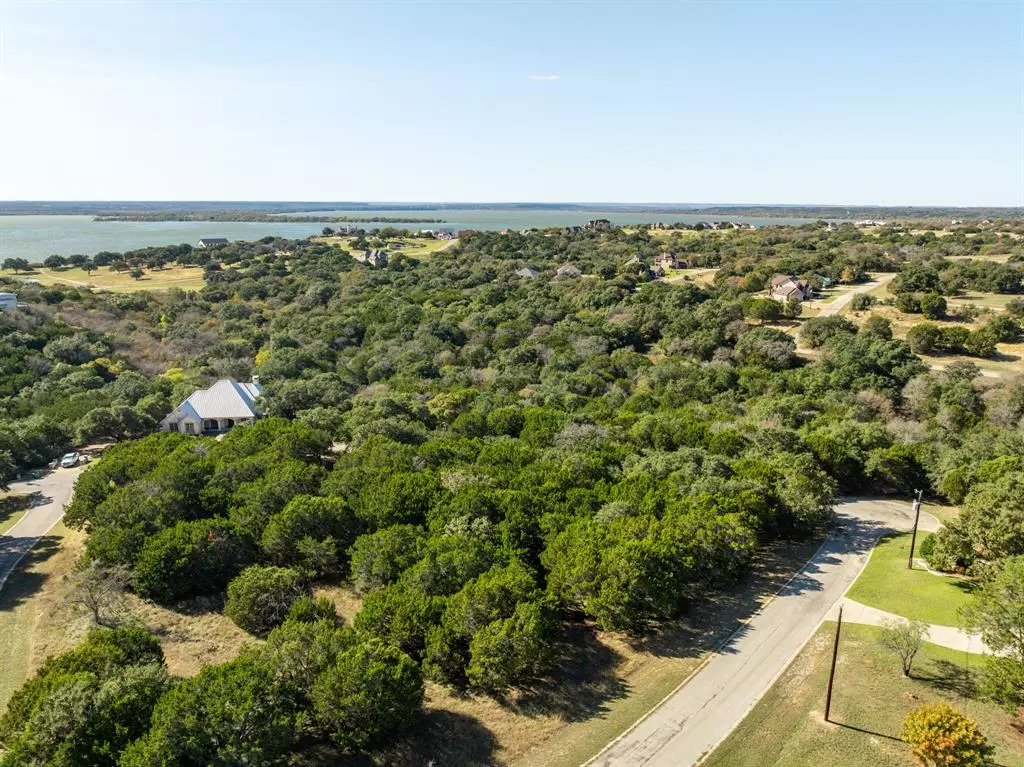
[225,565,308,637]
[310,638,423,752]
[133,518,256,603]
[261,495,361,576]
[348,524,425,593]
[120,656,300,765]
[899,702,993,767]
[799,316,857,349]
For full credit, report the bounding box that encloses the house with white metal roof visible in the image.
[160,378,263,435]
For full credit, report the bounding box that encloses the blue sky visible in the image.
[1,1,1021,205]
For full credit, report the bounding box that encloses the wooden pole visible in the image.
[825,604,843,723]
[907,489,923,570]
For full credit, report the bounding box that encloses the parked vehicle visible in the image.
[59,452,80,468]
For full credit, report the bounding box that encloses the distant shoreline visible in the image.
[91,214,447,224]
[1,201,1022,221]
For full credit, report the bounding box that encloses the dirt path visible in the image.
[814,273,895,317]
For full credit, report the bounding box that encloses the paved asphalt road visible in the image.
[0,465,84,591]
[590,498,937,767]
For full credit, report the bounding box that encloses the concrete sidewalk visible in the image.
[832,598,991,655]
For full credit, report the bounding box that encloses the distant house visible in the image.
[854,220,887,227]
[584,218,613,231]
[435,230,455,240]
[197,237,229,249]
[556,263,582,278]
[769,274,814,302]
[655,252,688,271]
[563,225,583,234]
[515,266,541,279]
[161,379,262,435]
[0,292,18,311]
[457,229,476,239]
[353,249,388,267]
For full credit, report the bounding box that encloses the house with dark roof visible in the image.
[556,263,583,278]
[515,266,541,279]
[655,252,688,270]
[584,218,612,231]
[160,379,262,435]
[197,237,229,248]
[768,274,814,302]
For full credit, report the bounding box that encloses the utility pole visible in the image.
[825,604,843,723]
[907,488,924,570]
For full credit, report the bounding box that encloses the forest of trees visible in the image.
[1,221,1023,762]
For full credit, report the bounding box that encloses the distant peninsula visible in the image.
[92,212,447,224]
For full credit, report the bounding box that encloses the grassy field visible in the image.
[847,533,976,627]
[0,524,90,708]
[704,623,1024,767]
[313,235,457,259]
[1,265,206,292]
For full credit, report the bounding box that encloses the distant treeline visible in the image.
[92,213,447,224]
[689,205,1024,221]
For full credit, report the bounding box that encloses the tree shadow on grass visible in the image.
[0,535,63,611]
[507,622,630,722]
[915,659,979,699]
[340,709,501,767]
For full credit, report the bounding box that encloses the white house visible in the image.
[197,237,229,249]
[0,292,18,312]
[161,379,263,435]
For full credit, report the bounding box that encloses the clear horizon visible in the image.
[2,1,1021,205]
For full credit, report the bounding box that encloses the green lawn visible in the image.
[847,533,976,627]
[1,265,206,292]
[704,623,1024,767]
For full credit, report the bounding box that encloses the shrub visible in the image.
[120,656,300,765]
[310,638,423,752]
[261,495,361,576]
[225,565,308,637]
[899,702,994,767]
[349,525,426,593]
[133,518,256,603]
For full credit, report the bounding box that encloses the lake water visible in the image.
[0,210,824,260]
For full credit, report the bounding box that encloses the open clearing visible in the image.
[846,533,976,627]
[1,265,206,292]
[703,623,1024,767]
[313,235,457,259]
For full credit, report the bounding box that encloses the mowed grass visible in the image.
[704,623,1024,767]
[1,265,206,292]
[0,524,92,709]
[847,533,976,627]
[314,235,456,259]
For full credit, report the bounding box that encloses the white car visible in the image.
[59,452,80,468]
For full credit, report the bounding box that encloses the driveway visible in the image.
[0,465,84,591]
[814,273,895,317]
[589,498,935,767]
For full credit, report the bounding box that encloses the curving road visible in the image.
[0,466,83,592]
[589,498,936,767]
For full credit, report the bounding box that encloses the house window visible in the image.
[184,422,195,435]
[203,419,219,432]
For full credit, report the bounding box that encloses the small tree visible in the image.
[224,565,308,637]
[3,257,30,273]
[961,556,1024,713]
[879,617,928,677]
[900,702,994,767]
[129,267,145,281]
[66,561,133,628]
